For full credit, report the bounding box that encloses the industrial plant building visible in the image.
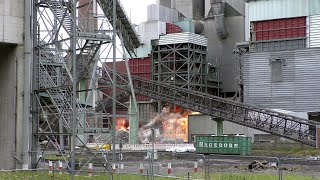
[0,0,319,171]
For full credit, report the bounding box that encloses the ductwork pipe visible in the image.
[23,0,32,169]
[207,0,228,39]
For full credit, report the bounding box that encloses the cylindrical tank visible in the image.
[194,21,204,34]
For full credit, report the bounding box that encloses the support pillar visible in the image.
[77,79,87,145]
[216,118,223,136]
[129,96,138,144]
[316,125,320,149]
[57,67,65,151]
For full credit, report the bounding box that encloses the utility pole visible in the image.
[112,0,117,167]
[71,0,77,179]
[150,128,155,180]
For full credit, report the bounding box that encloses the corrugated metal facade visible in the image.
[243,48,320,112]
[129,57,152,74]
[157,32,208,46]
[251,17,306,41]
[129,57,152,101]
[308,15,320,47]
[166,23,183,34]
[250,39,307,52]
[248,0,320,22]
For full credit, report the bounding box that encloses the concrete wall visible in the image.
[158,0,205,20]
[0,0,24,44]
[204,16,245,93]
[0,45,25,170]
[188,115,249,142]
[0,45,17,169]
[0,0,25,169]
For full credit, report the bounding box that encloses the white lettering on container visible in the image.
[198,141,241,149]
[199,142,203,147]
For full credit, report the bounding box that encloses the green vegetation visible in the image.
[204,173,320,180]
[43,154,66,161]
[0,172,319,180]
[252,147,320,157]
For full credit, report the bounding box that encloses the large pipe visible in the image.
[22,0,32,170]
[207,0,228,39]
[93,0,97,16]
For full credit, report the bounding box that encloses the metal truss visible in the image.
[97,0,140,56]
[234,42,249,102]
[110,74,319,147]
[32,0,139,172]
[152,43,208,93]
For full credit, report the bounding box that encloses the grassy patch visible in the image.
[252,148,320,158]
[43,154,66,161]
[208,173,319,180]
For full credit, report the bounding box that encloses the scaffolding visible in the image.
[31,0,139,174]
[151,33,211,93]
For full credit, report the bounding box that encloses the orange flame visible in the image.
[116,118,129,132]
[162,111,199,142]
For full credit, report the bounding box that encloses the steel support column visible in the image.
[129,96,138,144]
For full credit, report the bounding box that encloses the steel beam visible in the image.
[112,74,319,147]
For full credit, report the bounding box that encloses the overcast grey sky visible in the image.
[120,0,156,25]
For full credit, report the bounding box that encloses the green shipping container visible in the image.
[195,135,252,156]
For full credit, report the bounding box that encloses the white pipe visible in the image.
[22,0,32,170]
[93,0,97,16]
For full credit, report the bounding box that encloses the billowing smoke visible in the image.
[139,107,193,144]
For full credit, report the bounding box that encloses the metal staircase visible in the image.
[76,32,111,79]
[112,74,319,147]
[39,61,81,132]
[43,0,80,34]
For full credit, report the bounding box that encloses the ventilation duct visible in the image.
[207,0,228,39]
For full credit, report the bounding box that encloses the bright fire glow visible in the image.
[116,118,129,132]
[162,111,200,142]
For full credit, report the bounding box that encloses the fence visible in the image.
[112,151,207,179]
[1,151,320,180]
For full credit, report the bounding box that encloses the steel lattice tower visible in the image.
[31,0,140,174]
